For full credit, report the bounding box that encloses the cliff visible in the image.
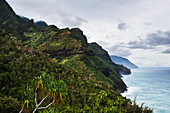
[38,28,128,92]
[89,42,131,75]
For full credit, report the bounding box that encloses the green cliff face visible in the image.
[39,28,85,57]
[0,0,26,38]
[38,28,129,92]
[89,42,131,75]
[0,0,153,112]
[0,0,25,26]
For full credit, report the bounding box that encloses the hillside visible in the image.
[38,28,130,92]
[110,55,138,69]
[89,42,131,75]
[0,0,152,112]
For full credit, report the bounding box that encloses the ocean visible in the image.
[122,67,170,113]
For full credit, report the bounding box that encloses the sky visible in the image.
[6,0,170,67]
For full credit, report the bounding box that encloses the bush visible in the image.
[0,96,20,113]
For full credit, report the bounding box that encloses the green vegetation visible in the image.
[0,27,153,113]
[89,42,131,75]
[19,72,67,113]
[0,0,153,112]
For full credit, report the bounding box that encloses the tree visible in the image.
[19,72,67,113]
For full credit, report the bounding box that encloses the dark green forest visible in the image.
[0,0,153,112]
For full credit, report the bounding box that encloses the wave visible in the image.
[121,86,141,97]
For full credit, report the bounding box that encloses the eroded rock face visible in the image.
[39,29,85,57]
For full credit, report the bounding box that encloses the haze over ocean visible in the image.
[122,67,170,113]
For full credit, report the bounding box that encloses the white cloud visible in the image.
[60,16,87,27]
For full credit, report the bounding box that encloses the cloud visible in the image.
[127,40,153,49]
[147,30,170,46]
[126,30,170,50]
[108,45,132,57]
[117,22,127,30]
[61,16,87,27]
[162,49,170,54]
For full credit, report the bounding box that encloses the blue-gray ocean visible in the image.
[122,67,170,113]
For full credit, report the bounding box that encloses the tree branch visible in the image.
[19,102,26,113]
[37,93,49,107]
[35,85,38,107]
[38,96,55,110]
[19,107,24,113]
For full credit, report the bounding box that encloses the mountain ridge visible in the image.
[89,42,131,75]
[21,16,48,27]
[110,55,138,69]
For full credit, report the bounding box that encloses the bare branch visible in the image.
[37,94,49,107]
[33,107,37,113]
[19,107,24,113]
[19,102,26,113]
[35,86,39,106]
[38,96,55,110]
[33,93,54,113]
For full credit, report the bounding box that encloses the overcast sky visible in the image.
[6,0,170,67]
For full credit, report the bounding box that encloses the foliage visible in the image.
[89,42,131,75]
[0,96,20,113]
[19,72,67,113]
[125,96,153,113]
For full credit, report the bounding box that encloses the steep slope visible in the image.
[0,0,25,35]
[89,42,131,75]
[110,55,138,69]
[38,28,128,92]
[39,28,87,57]
[0,0,25,25]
